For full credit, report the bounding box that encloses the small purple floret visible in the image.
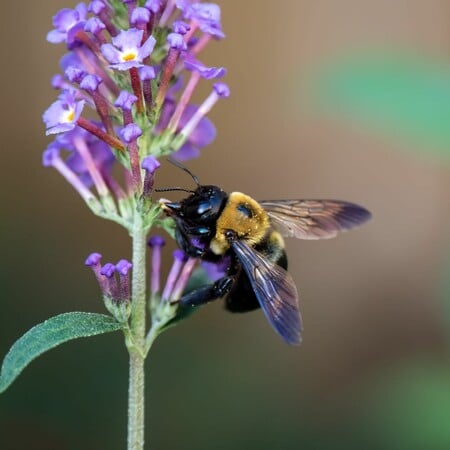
[85,17,106,35]
[60,51,84,72]
[167,33,187,51]
[114,91,138,111]
[42,146,60,167]
[148,235,166,247]
[80,74,102,92]
[51,74,65,89]
[145,0,162,13]
[179,2,224,38]
[120,124,142,143]
[173,249,188,262]
[131,7,151,25]
[88,0,107,14]
[101,263,116,278]
[185,58,226,79]
[213,82,230,98]
[139,66,156,81]
[85,252,102,266]
[65,66,86,83]
[116,259,133,276]
[173,20,190,35]
[141,156,161,173]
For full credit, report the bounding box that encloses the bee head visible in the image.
[160,185,228,225]
[157,159,228,225]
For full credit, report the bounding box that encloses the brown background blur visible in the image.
[1,1,450,449]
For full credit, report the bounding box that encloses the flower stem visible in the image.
[128,351,145,450]
[127,211,147,450]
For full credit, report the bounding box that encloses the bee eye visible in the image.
[197,202,211,215]
[237,204,253,218]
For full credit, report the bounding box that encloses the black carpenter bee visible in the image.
[158,160,371,345]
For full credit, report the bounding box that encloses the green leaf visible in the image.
[0,312,123,394]
[312,53,450,157]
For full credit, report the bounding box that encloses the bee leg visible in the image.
[177,276,236,308]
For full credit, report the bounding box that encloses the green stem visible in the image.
[128,211,147,450]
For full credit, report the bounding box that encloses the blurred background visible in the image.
[1,1,450,449]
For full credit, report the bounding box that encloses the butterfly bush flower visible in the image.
[101,29,156,70]
[86,253,133,323]
[43,90,85,135]
[47,3,88,48]
[43,0,229,224]
[40,2,229,449]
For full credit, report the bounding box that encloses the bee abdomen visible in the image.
[255,229,286,266]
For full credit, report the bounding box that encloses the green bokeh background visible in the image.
[1,1,450,449]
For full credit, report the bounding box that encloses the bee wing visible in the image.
[260,199,371,240]
[232,240,303,345]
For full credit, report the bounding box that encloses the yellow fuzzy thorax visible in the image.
[210,192,270,255]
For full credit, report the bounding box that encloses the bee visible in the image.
[158,160,371,345]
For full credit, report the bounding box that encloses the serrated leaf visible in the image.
[312,54,450,157]
[0,312,123,394]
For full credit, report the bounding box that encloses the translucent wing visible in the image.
[260,199,371,240]
[232,240,302,345]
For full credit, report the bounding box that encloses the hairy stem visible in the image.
[128,212,147,450]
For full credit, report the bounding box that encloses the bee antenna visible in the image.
[167,158,200,186]
[155,187,196,194]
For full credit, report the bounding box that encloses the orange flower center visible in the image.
[66,109,75,122]
[122,52,137,62]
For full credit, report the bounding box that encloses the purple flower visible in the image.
[47,3,88,48]
[173,20,190,35]
[60,51,84,72]
[51,74,66,90]
[158,100,216,160]
[85,252,102,266]
[42,144,60,167]
[130,7,151,26]
[139,66,156,80]
[142,155,161,173]
[85,17,106,35]
[145,0,162,13]
[88,0,107,15]
[167,33,187,51]
[116,259,132,302]
[177,1,224,38]
[43,90,85,135]
[148,236,166,248]
[80,74,102,92]
[213,82,230,98]
[101,263,116,278]
[116,259,132,276]
[65,66,86,83]
[115,91,138,111]
[185,57,226,79]
[101,29,156,71]
[120,124,142,143]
